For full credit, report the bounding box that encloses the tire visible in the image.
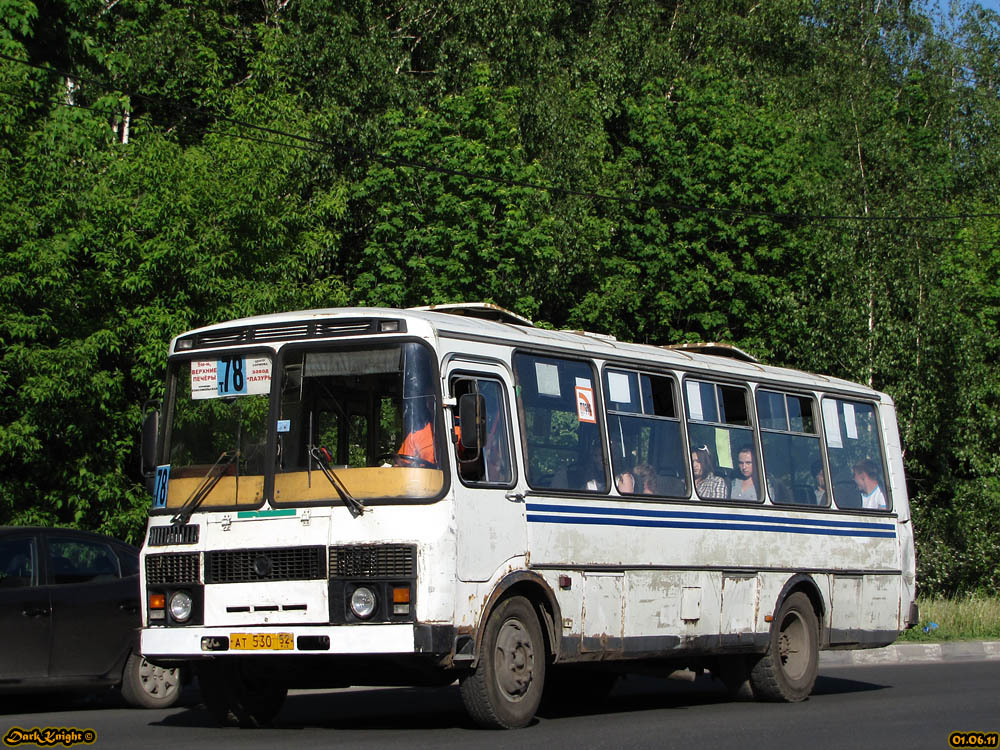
[120,652,183,709]
[539,665,617,715]
[749,592,819,702]
[197,661,287,728]
[460,595,546,729]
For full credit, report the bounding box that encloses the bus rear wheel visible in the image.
[460,595,546,729]
[198,661,287,727]
[749,592,819,702]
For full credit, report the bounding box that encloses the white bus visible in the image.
[139,304,917,728]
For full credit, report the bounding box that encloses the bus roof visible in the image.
[170,306,884,399]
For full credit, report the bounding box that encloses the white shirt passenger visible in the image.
[861,484,886,510]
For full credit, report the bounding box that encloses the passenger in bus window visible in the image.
[616,463,653,494]
[633,463,658,495]
[615,470,636,493]
[555,435,605,491]
[729,445,759,501]
[812,460,827,505]
[852,459,887,510]
[692,446,727,499]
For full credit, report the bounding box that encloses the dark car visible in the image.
[0,526,181,708]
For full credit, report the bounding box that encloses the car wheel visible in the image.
[120,652,183,709]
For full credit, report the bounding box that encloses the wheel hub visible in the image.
[139,658,178,696]
[778,612,807,680]
[495,618,535,699]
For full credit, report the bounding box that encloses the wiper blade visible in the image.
[171,450,238,526]
[308,446,365,518]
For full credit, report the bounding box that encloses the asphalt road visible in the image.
[2,661,998,750]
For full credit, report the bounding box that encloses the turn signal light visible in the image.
[392,586,411,615]
[149,593,166,621]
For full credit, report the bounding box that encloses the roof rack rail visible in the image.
[662,342,760,363]
[409,303,534,327]
[562,329,618,342]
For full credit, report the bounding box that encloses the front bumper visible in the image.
[142,623,420,660]
[142,622,459,661]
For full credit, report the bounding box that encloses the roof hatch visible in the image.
[662,342,760,363]
[409,303,535,327]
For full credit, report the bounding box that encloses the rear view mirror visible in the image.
[141,404,160,478]
[458,393,486,453]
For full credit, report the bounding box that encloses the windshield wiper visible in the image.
[308,445,365,518]
[171,450,238,526]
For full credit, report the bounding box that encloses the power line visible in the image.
[2,52,999,227]
[2,90,996,251]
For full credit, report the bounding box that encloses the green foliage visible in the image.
[898,594,1000,641]
[0,0,998,595]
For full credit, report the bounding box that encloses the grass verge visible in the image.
[898,595,1000,641]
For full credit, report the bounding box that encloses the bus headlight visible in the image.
[169,591,193,622]
[350,586,377,619]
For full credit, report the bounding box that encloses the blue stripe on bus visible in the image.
[525,502,895,532]
[526,513,898,538]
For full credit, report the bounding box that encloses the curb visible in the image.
[820,640,1000,666]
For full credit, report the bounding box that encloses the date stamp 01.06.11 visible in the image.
[949,732,999,748]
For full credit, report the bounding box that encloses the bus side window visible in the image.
[757,390,824,506]
[821,398,891,511]
[452,377,514,486]
[684,380,757,501]
[605,368,688,498]
[513,354,607,493]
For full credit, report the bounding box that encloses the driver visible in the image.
[397,397,437,466]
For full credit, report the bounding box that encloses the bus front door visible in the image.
[448,364,526,583]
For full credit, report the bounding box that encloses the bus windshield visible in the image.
[273,341,444,504]
[158,343,445,512]
[161,355,272,511]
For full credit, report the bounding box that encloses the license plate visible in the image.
[230,632,294,650]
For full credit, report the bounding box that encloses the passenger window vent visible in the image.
[254,323,310,341]
[197,330,248,347]
[315,321,375,336]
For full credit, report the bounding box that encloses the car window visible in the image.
[48,539,121,584]
[117,547,140,577]
[0,537,36,588]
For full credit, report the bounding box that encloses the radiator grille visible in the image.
[204,546,326,583]
[329,545,415,578]
[147,525,199,546]
[146,552,200,584]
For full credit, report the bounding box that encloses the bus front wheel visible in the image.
[460,595,546,729]
[749,592,819,702]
